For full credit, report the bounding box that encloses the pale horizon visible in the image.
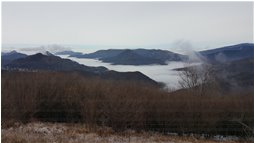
[2,2,254,54]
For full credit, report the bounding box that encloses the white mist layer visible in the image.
[59,55,200,89]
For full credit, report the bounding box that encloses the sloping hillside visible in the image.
[1,50,27,66]
[3,53,158,85]
[200,43,254,63]
[58,49,186,65]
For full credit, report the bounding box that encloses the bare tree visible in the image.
[178,63,218,96]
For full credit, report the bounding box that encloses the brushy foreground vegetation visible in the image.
[2,71,254,137]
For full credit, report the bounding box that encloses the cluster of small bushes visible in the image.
[2,71,254,136]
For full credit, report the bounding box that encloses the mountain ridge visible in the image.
[3,53,158,85]
[200,43,254,63]
[56,48,187,65]
[1,50,27,66]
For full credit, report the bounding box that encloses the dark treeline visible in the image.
[2,71,254,136]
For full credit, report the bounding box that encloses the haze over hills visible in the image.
[2,43,254,88]
[2,52,158,85]
[56,49,187,65]
[202,43,254,91]
[55,43,254,65]
[2,2,254,140]
[71,49,122,59]
[4,53,107,73]
[202,57,254,92]
[173,43,254,91]
[200,43,254,63]
[55,50,83,57]
[56,43,254,90]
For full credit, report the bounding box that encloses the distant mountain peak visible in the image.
[33,53,45,57]
[1,50,27,66]
[3,50,19,56]
[9,50,18,54]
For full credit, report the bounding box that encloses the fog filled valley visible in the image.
[1,43,254,143]
[58,55,193,89]
[3,1,254,142]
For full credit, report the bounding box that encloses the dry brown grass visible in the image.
[2,122,249,143]
[2,71,254,136]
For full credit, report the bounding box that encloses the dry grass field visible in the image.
[2,122,249,143]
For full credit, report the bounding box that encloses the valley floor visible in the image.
[2,122,251,143]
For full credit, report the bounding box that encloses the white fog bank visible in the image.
[59,55,198,89]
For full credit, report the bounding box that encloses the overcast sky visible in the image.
[2,2,253,52]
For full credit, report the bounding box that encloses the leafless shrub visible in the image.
[178,63,219,96]
[2,71,254,136]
